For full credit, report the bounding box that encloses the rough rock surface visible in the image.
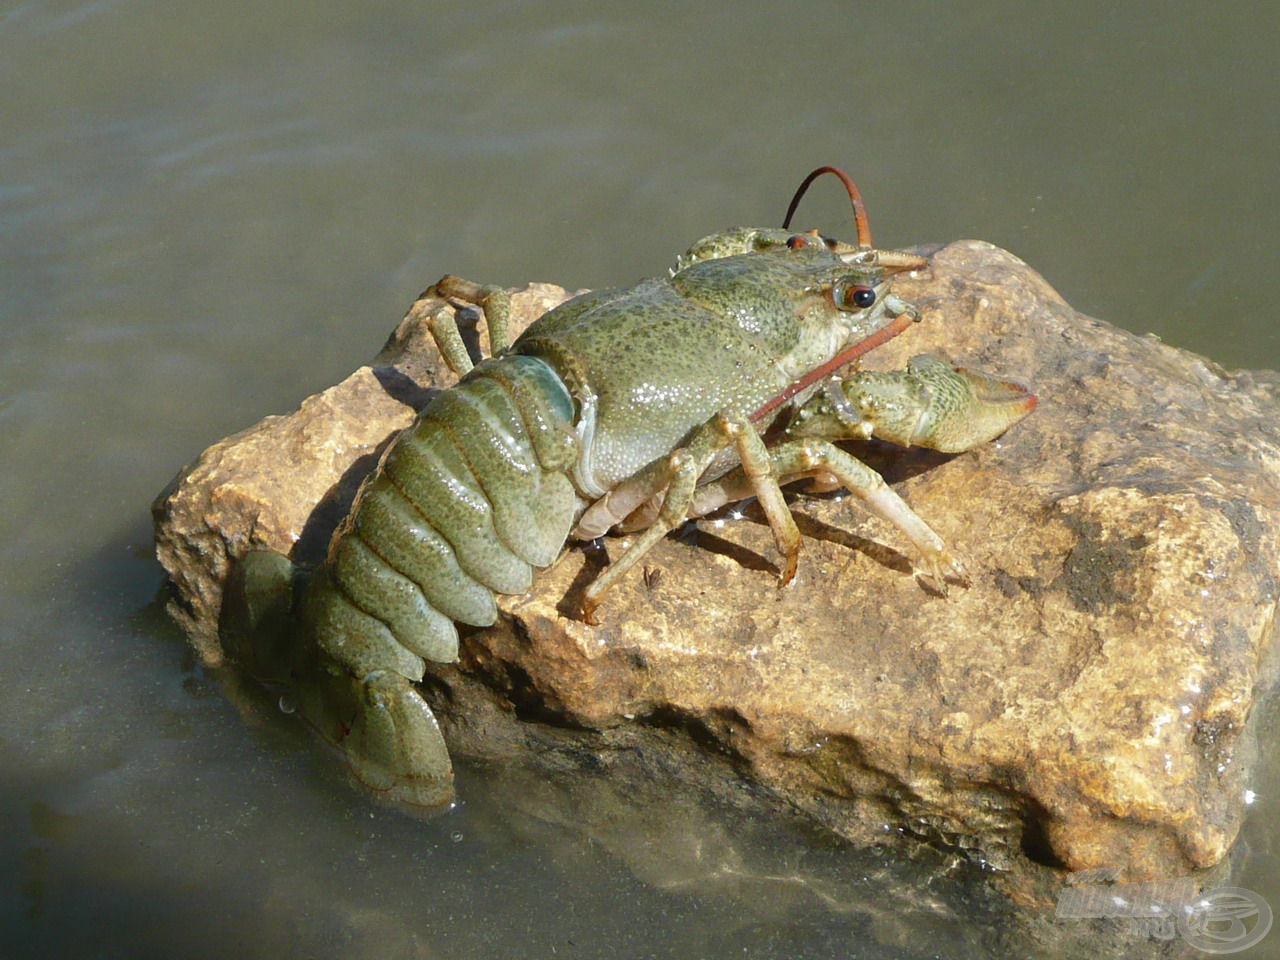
[153,242,1280,883]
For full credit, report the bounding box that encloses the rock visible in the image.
[153,243,1280,884]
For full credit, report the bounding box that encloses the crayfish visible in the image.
[221,167,1036,805]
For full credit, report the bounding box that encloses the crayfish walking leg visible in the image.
[578,407,805,623]
[687,354,1036,591]
[422,275,514,373]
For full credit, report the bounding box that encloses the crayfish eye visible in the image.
[831,282,877,310]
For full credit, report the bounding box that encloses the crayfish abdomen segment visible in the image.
[286,354,581,804]
[320,355,581,669]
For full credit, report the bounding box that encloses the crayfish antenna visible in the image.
[871,250,929,274]
[782,166,873,248]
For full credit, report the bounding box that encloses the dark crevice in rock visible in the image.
[293,448,387,569]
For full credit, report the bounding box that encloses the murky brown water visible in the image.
[3,2,1277,957]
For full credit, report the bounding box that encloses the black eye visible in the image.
[852,286,876,309]
[786,234,810,250]
[829,282,878,312]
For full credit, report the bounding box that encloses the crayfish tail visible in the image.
[219,548,302,681]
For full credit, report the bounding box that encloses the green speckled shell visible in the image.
[514,247,889,491]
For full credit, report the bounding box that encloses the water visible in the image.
[2,1,1277,957]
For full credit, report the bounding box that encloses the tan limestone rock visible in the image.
[153,244,1280,881]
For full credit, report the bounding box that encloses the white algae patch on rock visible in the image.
[154,243,1280,882]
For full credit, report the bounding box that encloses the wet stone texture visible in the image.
[154,242,1280,886]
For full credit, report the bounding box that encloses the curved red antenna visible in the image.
[781,166,873,248]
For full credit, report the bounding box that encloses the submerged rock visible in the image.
[153,242,1280,884]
